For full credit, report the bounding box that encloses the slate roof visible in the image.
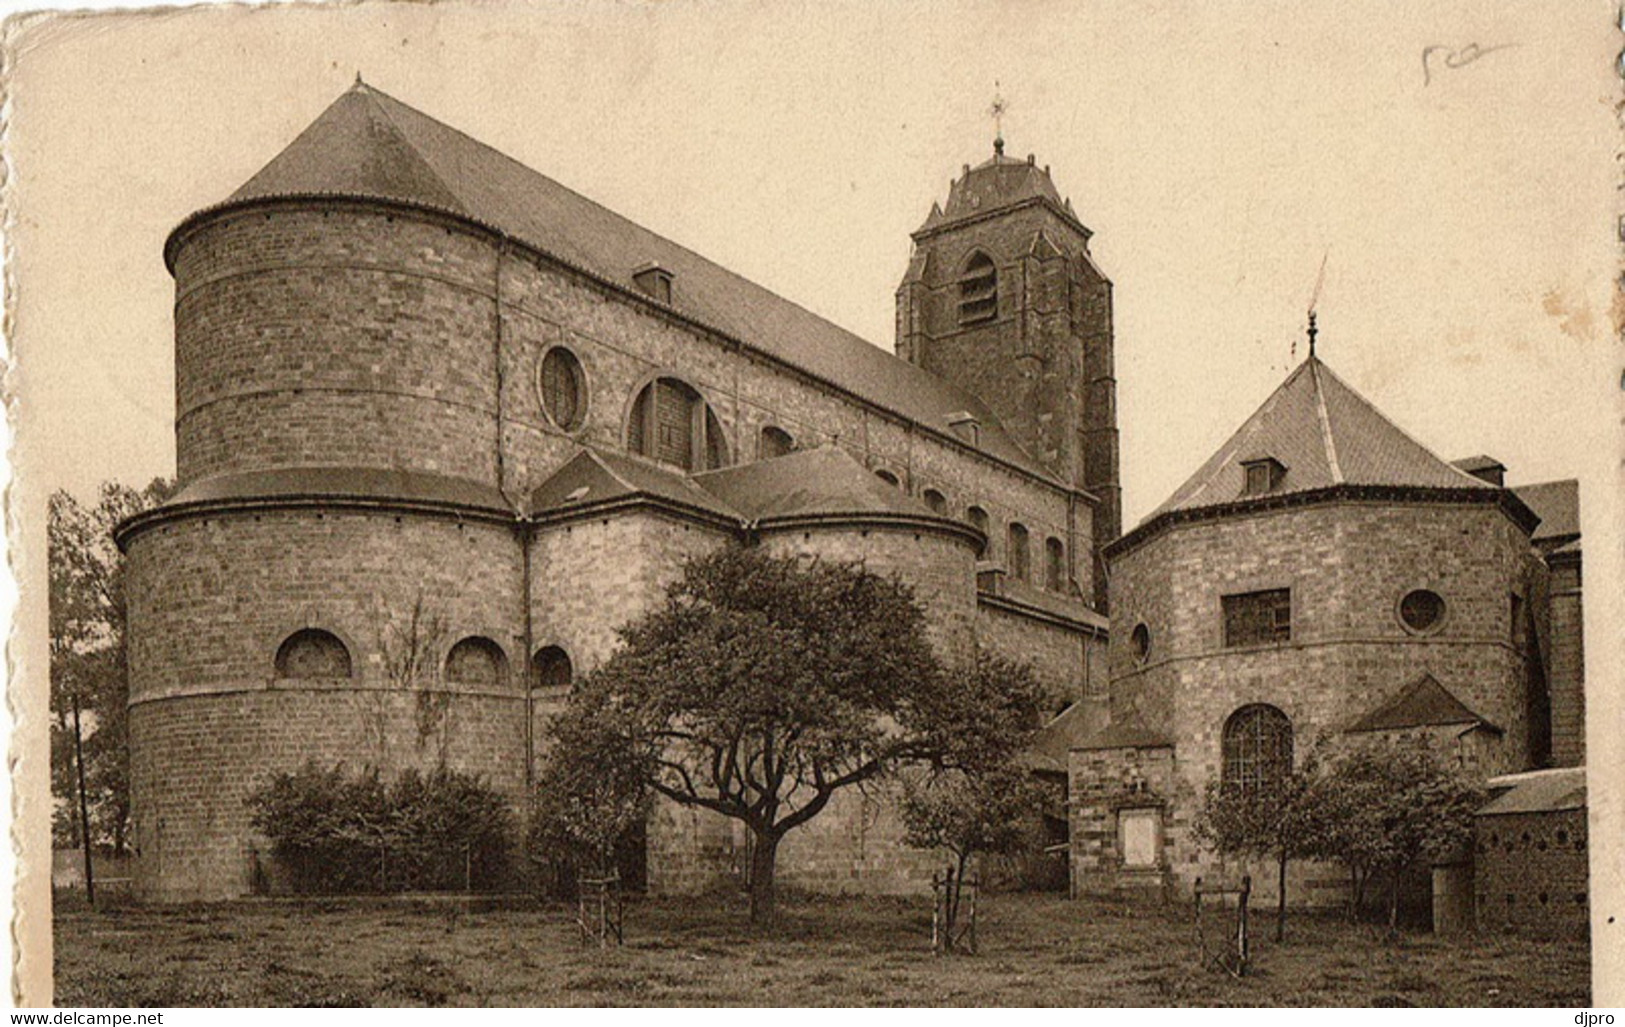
[692,444,940,522]
[1511,478,1580,545]
[916,150,1085,236]
[1478,767,1586,816]
[1024,701,1110,773]
[1148,356,1499,522]
[527,448,742,522]
[169,466,510,511]
[201,82,1049,481]
[1346,673,1501,735]
[1072,715,1173,751]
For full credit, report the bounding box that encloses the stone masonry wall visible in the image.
[1094,499,1538,903]
[1475,809,1588,936]
[124,507,527,900]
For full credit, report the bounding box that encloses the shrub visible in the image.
[247,762,513,894]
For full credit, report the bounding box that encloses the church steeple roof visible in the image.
[1148,355,1502,521]
[916,150,1087,237]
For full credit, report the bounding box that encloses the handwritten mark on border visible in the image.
[1423,43,1517,86]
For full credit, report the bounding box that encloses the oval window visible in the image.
[1131,623,1151,665]
[1398,589,1445,634]
[538,347,586,431]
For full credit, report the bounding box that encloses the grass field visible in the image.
[52,890,1588,1007]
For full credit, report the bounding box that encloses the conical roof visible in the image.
[1149,356,1497,521]
[188,82,1049,482]
[527,448,741,522]
[692,444,942,522]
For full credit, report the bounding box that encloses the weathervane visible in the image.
[1305,249,1328,359]
[989,82,1008,156]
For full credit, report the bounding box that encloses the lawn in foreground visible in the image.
[53,890,1588,1007]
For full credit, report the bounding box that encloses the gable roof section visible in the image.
[1512,478,1580,545]
[1346,673,1502,735]
[1023,701,1111,773]
[203,83,1050,482]
[1072,715,1173,751]
[692,444,940,522]
[1478,767,1586,816]
[528,448,742,523]
[1151,357,1496,522]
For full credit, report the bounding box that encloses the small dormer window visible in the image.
[1240,457,1286,496]
[946,412,981,446]
[632,263,673,304]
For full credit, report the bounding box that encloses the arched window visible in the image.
[959,252,998,325]
[628,377,728,471]
[1222,705,1293,791]
[1045,537,1066,591]
[445,636,510,688]
[1007,522,1031,582]
[531,646,573,691]
[759,425,795,460]
[922,489,948,514]
[275,628,352,679]
[875,469,900,487]
[965,506,991,558]
[538,347,586,431]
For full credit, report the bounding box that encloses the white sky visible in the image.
[5,0,1618,529]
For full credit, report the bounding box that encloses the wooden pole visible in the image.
[71,692,95,907]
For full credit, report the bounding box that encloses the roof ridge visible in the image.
[1311,358,1492,489]
[361,86,472,219]
[1309,358,1345,484]
[1166,359,1311,513]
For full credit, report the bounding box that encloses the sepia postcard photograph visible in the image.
[3,0,1620,1009]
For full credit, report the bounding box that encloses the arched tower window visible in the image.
[1045,536,1066,591]
[922,489,948,514]
[958,251,998,325]
[275,629,352,679]
[628,377,728,471]
[1008,522,1031,582]
[759,425,795,460]
[1222,704,1293,791]
[445,636,510,688]
[531,646,573,691]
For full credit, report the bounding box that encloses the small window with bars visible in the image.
[1222,588,1291,647]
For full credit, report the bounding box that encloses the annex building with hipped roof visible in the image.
[1065,351,1585,917]
[117,82,1118,901]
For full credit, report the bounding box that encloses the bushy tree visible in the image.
[554,545,1013,923]
[1317,743,1484,930]
[48,478,174,852]
[899,650,1046,951]
[246,762,514,893]
[529,685,652,891]
[1197,751,1333,942]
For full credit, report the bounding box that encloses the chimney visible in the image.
[1451,455,1506,486]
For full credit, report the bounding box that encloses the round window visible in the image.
[1131,623,1151,664]
[1398,589,1446,634]
[538,347,586,431]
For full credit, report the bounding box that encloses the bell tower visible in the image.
[895,143,1121,596]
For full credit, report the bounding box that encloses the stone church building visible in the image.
[117,82,1583,912]
[116,82,1118,901]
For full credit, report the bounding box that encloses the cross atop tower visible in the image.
[989,83,1008,156]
